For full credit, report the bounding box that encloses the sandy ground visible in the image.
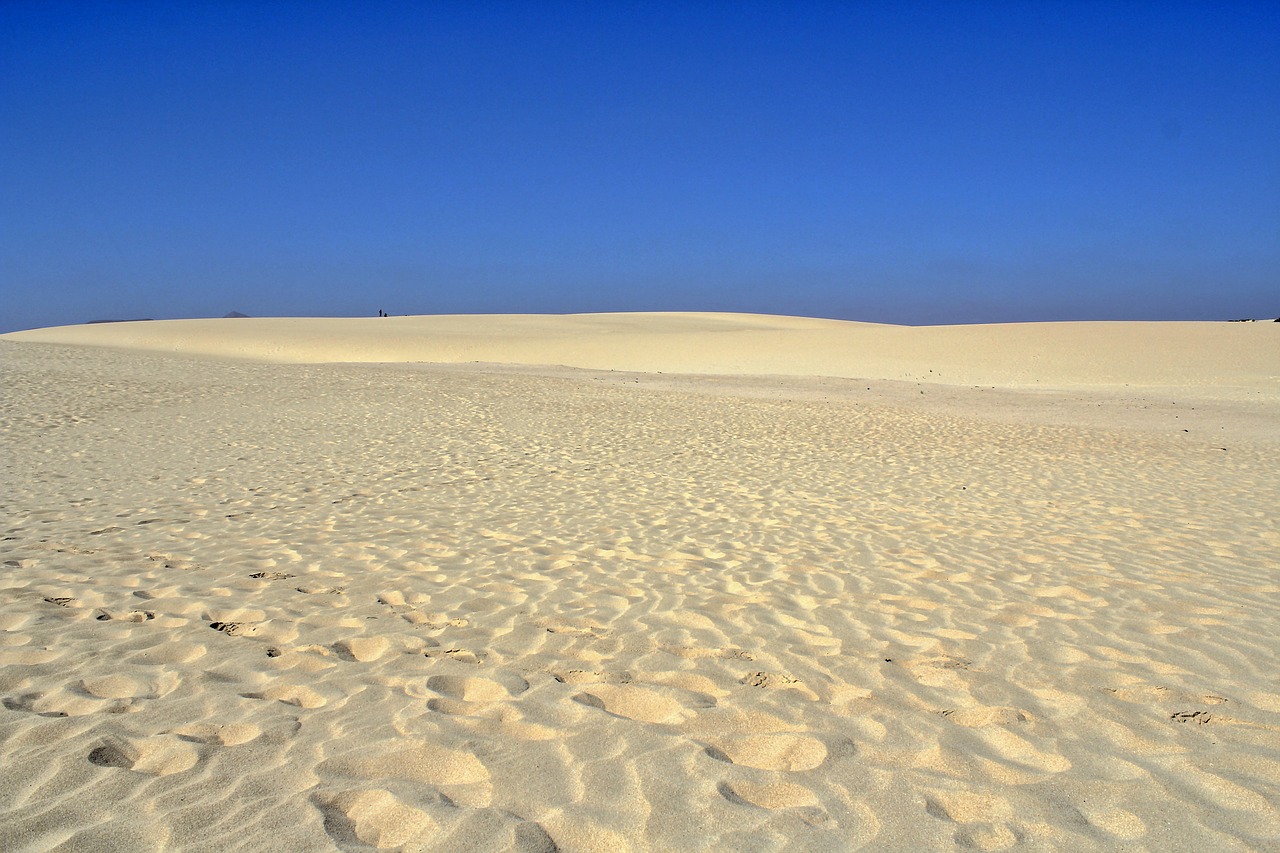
[1,314,1278,852]
[7,312,1280,391]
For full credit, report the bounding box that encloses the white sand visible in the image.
[7,312,1279,390]
[1,314,1278,851]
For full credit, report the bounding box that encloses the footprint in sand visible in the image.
[738,671,819,700]
[552,669,633,686]
[312,787,557,852]
[924,790,1019,850]
[243,684,327,708]
[419,700,557,742]
[543,622,610,638]
[426,674,530,703]
[573,684,702,725]
[1170,710,1215,725]
[87,743,135,768]
[38,541,96,556]
[313,788,440,849]
[148,553,198,570]
[171,722,261,745]
[87,735,199,776]
[408,613,470,628]
[319,741,492,807]
[6,672,177,716]
[1169,710,1280,732]
[94,609,156,622]
[703,732,828,772]
[907,654,974,672]
[334,637,391,662]
[296,585,346,595]
[415,674,555,741]
[740,671,799,688]
[376,591,470,627]
[896,655,977,689]
[210,621,258,637]
[249,571,296,580]
[718,780,822,810]
[1103,684,1228,705]
[423,647,485,664]
[3,692,74,718]
[664,645,756,661]
[80,672,179,701]
[940,706,1034,727]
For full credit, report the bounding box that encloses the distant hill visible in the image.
[223,311,250,318]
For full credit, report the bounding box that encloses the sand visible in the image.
[7,313,1280,391]
[1,313,1278,851]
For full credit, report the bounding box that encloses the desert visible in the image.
[1,313,1278,851]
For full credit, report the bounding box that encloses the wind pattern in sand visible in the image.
[2,336,1279,852]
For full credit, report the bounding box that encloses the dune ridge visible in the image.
[5,312,1278,391]
[1,316,1278,851]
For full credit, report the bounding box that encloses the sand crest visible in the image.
[6,312,1279,390]
[1,314,1278,850]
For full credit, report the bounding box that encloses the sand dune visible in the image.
[5,312,1279,390]
[1,315,1278,851]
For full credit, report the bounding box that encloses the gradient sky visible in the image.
[2,1,1277,332]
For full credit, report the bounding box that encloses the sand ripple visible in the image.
[1,340,1278,851]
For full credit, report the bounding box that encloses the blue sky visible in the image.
[2,1,1277,332]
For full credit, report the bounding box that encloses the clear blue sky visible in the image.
[2,1,1277,332]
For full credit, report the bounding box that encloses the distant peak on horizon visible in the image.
[223,311,250,319]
